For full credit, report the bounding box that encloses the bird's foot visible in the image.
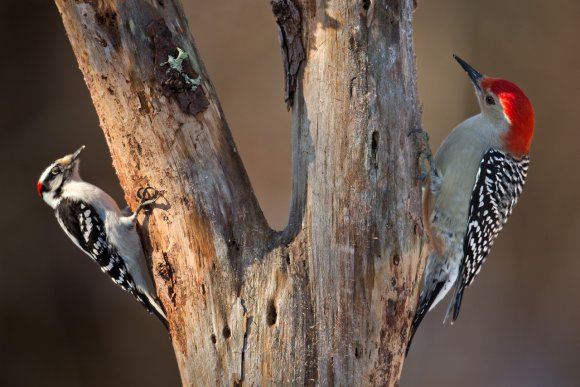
[408,127,434,183]
[135,186,161,215]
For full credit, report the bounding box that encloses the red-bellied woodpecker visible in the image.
[408,55,534,350]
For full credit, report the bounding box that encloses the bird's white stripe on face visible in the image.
[38,162,57,187]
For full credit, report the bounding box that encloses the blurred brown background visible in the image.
[1,1,578,386]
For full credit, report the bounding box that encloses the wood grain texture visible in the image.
[55,0,426,385]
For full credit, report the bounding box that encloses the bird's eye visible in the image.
[485,95,496,105]
[51,166,61,175]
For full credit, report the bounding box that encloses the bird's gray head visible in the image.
[37,146,85,208]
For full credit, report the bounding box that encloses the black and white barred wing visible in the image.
[447,149,529,322]
[56,198,137,293]
[462,149,529,286]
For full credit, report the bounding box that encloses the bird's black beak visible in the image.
[72,145,85,161]
[453,55,483,92]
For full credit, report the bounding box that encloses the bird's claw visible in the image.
[407,127,425,137]
[416,171,429,184]
[409,127,434,184]
[135,186,161,214]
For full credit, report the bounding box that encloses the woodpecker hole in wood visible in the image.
[222,325,231,339]
[371,130,379,170]
[266,299,277,326]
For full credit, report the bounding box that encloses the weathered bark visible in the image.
[55,0,425,385]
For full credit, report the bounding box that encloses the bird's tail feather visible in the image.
[406,280,445,356]
[444,281,465,324]
[136,288,169,331]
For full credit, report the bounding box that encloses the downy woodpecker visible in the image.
[409,56,534,348]
[38,146,168,329]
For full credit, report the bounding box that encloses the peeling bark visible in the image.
[54,0,426,385]
[271,0,305,108]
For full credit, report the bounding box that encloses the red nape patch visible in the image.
[37,182,43,197]
[482,78,535,156]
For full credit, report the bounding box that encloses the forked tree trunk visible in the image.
[55,0,426,385]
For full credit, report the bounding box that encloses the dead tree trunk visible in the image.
[55,0,425,385]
